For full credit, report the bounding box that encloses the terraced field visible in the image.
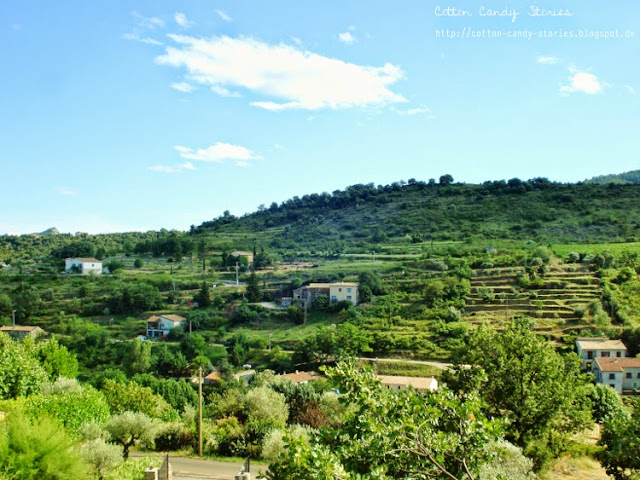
[464,264,604,335]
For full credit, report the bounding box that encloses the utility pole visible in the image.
[198,366,203,457]
[235,262,239,286]
[303,298,308,325]
[268,333,273,351]
[12,310,16,326]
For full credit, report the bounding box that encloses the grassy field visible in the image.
[551,241,640,257]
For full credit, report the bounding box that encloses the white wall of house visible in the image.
[622,367,640,391]
[147,317,184,338]
[65,258,102,275]
[593,368,624,393]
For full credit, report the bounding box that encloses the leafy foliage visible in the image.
[267,360,503,480]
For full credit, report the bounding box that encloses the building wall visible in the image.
[329,285,358,305]
[622,367,640,391]
[593,367,624,393]
[65,259,102,275]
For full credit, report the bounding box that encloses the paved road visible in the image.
[132,454,268,480]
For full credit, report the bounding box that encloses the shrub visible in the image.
[154,422,194,451]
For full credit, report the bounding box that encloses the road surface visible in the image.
[132,454,268,480]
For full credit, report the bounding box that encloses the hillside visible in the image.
[586,169,640,185]
[193,179,640,252]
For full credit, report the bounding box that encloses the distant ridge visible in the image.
[585,170,640,185]
[39,227,60,236]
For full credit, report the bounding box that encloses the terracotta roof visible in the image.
[377,375,439,391]
[280,371,320,383]
[594,357,640,372]
[301,282,359,289]
[577,338,627,351]
[147,314,185,324]
[204,372,221,382]
[1,326,43,332]
[66,257,101,263]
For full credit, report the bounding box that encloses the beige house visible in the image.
[576,337,627,369]
[377,375,439,392]
[592,357,640,393]
[146,314,186,338]
[293,282,359,306]
[0,325,45,341]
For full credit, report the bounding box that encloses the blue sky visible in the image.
[1,1,638,234]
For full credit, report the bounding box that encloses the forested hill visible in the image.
[193,178,640,249]
[2,177,640,261]
[586,170,640,184]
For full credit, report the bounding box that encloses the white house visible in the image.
[575,337,627,368]
[592,357,640,393]
[377,375,439,392]
[65,257,102,275]
[146,314,186,338]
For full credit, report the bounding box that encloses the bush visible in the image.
[154,422,194,451]
[0,412,89,479]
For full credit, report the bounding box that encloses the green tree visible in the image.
[124,339,152,376]
[23,381,110,435]
[0,412,89,479]
[194,281,211,308]
[0,333,47,400]
[439,174,454,185]
[133,258,144,269]
[36,336,79,380]
[105,411,156,460]
[101,379,176,420]
[267,360,503,480]
[0,294,12,323]
[12,286,41,321]
[446,319,591,466]
[598,402,640,479]
[246,271,261,302]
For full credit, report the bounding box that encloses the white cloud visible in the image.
[55,187,77,196]
[132,11,164,29]
[174,12,191,28]
[175,142,261,166]
[625,85,636,95]
[148,161,197,174]
[156,35,406,111]
[405,107,431,115]
[338,32,356,45]
[210,85,241,97]
[216,9,232,22]
[537,55,559,65]
[560,69,605,95]
[291,36,302,46]
[123,33,163,46]
[171,82,195,92]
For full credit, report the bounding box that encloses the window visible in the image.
[609,373,616,380]
[587,351,593,359]
[627,372,632,379]
[610,384,616,389]
[617,352,621,357]
[331,296,337,301]
[602,352,610,357]
[637,373,640,379]
[347,295,352,301]
[347,288,352,293]
[338,288,342,292]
